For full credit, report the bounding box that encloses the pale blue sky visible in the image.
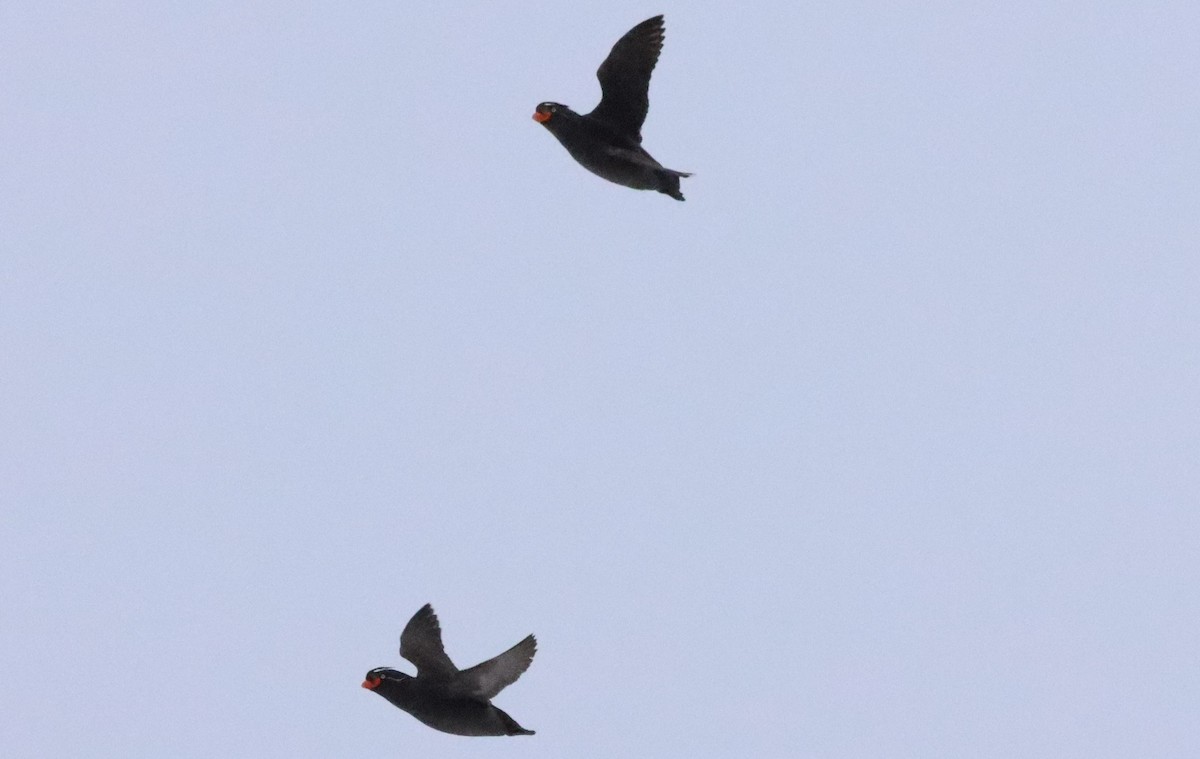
[3,2,1198,757]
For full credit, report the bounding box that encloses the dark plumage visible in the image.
[362,604,536,737]
[534,15,692,200]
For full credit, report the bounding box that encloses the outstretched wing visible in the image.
[399,604,457,678]
[587,15,665,141]
[456,634,537,700]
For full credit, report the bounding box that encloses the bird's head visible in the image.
[361,667,408,691]
[532,102,569,124]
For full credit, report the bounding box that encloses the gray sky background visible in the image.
[3,2,1198,757]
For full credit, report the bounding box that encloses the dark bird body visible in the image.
[362,604,536,737]
[534,15,691,200]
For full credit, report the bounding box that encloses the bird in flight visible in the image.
[533,15,692,200]
[362,603,537,736]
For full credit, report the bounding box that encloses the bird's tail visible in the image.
[495,706,535,736]
[657,168,693,201]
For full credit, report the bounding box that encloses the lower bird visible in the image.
[362,603,537,736]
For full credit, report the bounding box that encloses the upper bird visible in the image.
[533,15,692,201]
[362,603,537,737]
